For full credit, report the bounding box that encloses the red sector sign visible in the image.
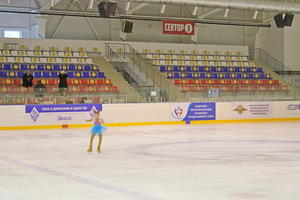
[163,20,195,35]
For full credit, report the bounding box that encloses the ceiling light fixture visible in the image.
[224,8,230,18]
[192,6,199,16]
[125,2,131,12]
[50,0,55,8]
[88,0,94,10]
[253,10,258,19]
[160,4,166,14]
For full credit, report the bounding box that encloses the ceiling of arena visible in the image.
[1,0,300,25]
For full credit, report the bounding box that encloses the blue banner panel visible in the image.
[25,104,102,113]
[183,102,216,121]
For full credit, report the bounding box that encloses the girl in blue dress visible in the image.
[86,111,107,153]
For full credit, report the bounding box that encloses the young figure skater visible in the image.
[86,111,107,153]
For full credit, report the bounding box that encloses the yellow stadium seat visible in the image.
[155,49,163,54]
[34,45,42,50]
[3,50,10,56]
[179,50,186,54]
[63,58,71,63]
[34,51,42,56]
[191,50,198,55]
[202,50,209,55]
[49,46,57,51]
[50,51,58,57]
[19,51,27,56]
[15,57,23,62]
[47,58,54,63]
[31,57,39,63]
[65,52,72,57]
[79,52,87,57]
[19,45,27,50]
[78,47,85,52]
[167,49,175,54]
[63,46,71,51]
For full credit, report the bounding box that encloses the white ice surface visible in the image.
[0,122,300,200]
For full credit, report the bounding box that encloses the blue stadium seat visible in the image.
[224,73,230,78]
[173,73,180,78]
[236,73,242,79]
[0,71,7,77]
[4,64,11,70]
[33,72,42,77]
[200,73,206,78]
[98,72,105,78]
[173,66,179,72]
[259,74,266,79]
[82,72,90,78]
[51,72,58,77]
[160,66,166,72]
[257,68,263,72]
[43,72,50,77]
[211,67,216,72]
[212,73,218,78]
[84,65,92,71]
[223,67,229,72]
[21,64,29,70]
[69,72,77,78]
[53,65,60,71]
[234,67,240,72]
[186,66,192,72]
[187,73,193,78]
[17,71,24,77]
[69,64,76,70]
[37,65,44,70]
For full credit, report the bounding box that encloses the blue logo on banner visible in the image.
[183,102,215,121]
[26,104,102,122]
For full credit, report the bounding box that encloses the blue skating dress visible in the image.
[91,119,107,135]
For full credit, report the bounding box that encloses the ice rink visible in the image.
[0,122,300,200]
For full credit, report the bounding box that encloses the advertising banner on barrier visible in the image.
[170,102,216,121]
[285,102,300,116]
[25,104,102,124]
[232,102,272,119]
[163,20,195,35]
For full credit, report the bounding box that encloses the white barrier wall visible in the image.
[0,101,300,129]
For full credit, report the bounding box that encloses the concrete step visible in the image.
[93,58,144,102]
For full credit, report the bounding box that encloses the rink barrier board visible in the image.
[1,118,300,130]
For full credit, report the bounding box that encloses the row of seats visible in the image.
[0,85,118,93]
[0,78,113,86]
[182,85,288,92]
[166,72,271,79]
[174,79,280,85]
[0,56,93,64]
[160,66,263,73]
[1,64,99,71]
[152,60,255,66]
[2,45,100,52]
[130,48,247,56]
[0,50,88,57]
[147,54,248,61]
[0,71,106,78]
